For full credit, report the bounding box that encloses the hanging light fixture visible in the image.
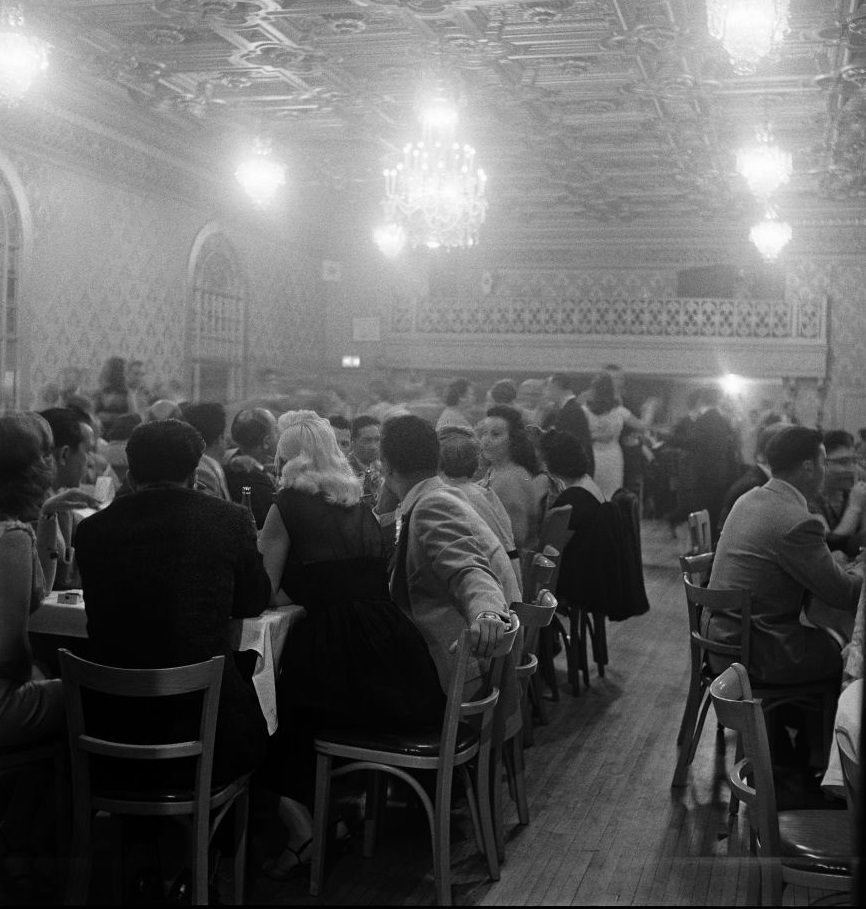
[735,126,792,201]
[234,138,286,209]
[749,208,792,261]
[378,76,487,252]
[372,222,407,259]
[0,1,50,106]
[706,0,789,75]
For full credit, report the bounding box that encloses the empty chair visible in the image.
[309,619,519,906]
[687,508,712,555]
[671,577,837,789]
[536,508,575,698]
[521,551,558,736]
[710,663,852,905]
[494,591,558,862]
[59,651,251,906]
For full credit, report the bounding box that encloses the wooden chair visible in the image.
[710,663,852,906]
[536,506,575,699]
[59,650,251,906]
[309,619,520,906]
[671,577,838,789]
[494,592,558,862]
[678,551,714,587]
[520,552,557,738]
[687,508,712,555]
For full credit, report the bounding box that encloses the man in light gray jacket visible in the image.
[707,425,861,685]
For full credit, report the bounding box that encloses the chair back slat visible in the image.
[709,663,781,856]
[688,509,712,554]
[683,576,752,672]
[78,736,204,761]
[511,595,557,664]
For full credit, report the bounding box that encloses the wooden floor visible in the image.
[241,519,847,906]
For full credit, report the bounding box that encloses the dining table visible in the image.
[29,591,306,736]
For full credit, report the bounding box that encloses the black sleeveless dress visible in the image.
[264,487,444,801]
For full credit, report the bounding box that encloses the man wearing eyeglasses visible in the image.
[814,430,866,555]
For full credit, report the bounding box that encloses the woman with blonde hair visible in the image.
[257,411,443,879]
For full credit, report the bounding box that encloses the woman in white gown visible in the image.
[581,372,644,500]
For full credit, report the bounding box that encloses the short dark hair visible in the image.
[231,408,274,450]
[823,430,855,453]
[444,377,471,407]
[126,420,205,485]
[351,414,380,440]
[105,412,142,443]
[587,373,617,416]
[489,379,517,405]
[700,386,722,408]
[39,407,88,451]
[754,422,787,461]
[0,413,54,520]
[180,402,226,447]
[439,432,480,479]
[328,415,351,432]
[548,373,574,393]
[540,429,589,480]
[381,415,439,475]
[766,426,823,475]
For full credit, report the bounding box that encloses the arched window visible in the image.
[188,229,246,403]
[0,173,21,412]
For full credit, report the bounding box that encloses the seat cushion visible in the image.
[316,723,478,758]
[777,810,853,875]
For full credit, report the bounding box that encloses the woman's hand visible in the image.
[42,488,101,516]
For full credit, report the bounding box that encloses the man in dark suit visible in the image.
[543,373,594,477]
[224,407,277,528]
[76,419,271,784]
[684,386,739,544]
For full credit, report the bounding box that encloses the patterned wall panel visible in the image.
[1,146,323,408]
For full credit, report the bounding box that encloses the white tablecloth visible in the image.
[29,593,306,735]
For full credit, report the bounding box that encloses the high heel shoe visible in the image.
[261,837,313,882]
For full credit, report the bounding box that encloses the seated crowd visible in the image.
[3,353,865,900]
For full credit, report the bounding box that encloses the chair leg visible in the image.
[363,770,385,859]
[64,807,93,905]
[672,686,708,787]
[592,613,608,676]
[490,745,506,867]
[192,803,210,906]
[512,733,529,826]
[232,786,249,906]
[458,765,484,855]
[537,626,560,701]
[476,750,500,883]
[433,769,455,906]
[309,753,332,898]
[529,672,548,727]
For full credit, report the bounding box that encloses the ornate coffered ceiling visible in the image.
[19,0,866,244]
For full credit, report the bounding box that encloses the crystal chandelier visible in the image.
[378,79,487,252]
[0,2,49,106]
[749,209,791,261]
[706,0,789,75]
[735,127,792,201]
[234,138,286,209]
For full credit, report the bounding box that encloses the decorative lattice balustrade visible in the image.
[392,296,826,341]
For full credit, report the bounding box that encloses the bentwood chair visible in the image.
[536,506,577,696]
[671,578,838,790]
[309,619,519,906]
[521,552,557,738]
[710,664,852,906]
[494,592,557,862]
[59,651,251,906]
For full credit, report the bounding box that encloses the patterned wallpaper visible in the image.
[1,145,324,408]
